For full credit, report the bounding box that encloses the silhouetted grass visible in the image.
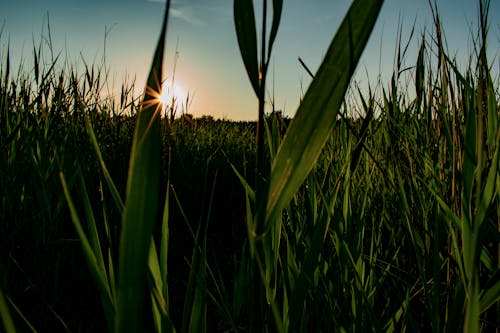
[1,0,499,332]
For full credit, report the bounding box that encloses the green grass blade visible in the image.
[462,91,476,226]
[384,290,410,333]
[59,172,114,322]
[425,182,466,281]
[486,80,498,151]
[0,288,16,333]
[74,171,115,329]
[415,36,425,110]
[148,183,174,332]
[188,239,207,333]
[288,216,331,330]
[84,115,124,214]
[76,171,107,278]
[115,1,170,332]
[160,183,171,310]
[234,0,259,96]
[288,178,340,328]
[181,225,205,333]
[6,296,37,333]
[186,175,218,333]
[264,116,279,160]
[479,274,500,312]
[265,0,384,227]
[230,161,256,202]
[148,240,175,333]
[480,278,500,313]
[476,129,499,226]
[267,0,283,60]
[148,241,163,329]
[350,95,373,172]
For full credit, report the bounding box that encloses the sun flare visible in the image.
[157,80,187,109]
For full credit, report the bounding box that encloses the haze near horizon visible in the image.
[1,0,498,120]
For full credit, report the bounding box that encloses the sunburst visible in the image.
[142,76,187,117]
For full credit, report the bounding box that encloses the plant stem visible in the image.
[256,0,268,234]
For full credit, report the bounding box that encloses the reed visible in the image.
[0,0,498,332]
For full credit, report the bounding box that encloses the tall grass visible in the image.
[0,0,499,332]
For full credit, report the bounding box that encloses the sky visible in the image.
[1,0,499,120]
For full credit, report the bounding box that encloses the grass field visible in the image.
[1,0,499,332]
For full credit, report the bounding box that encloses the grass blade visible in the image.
[6,296,37,333]
[234,0,259,96]
[149,180,174,332]
[148,240,175,333]
[480,277,500,313]
[267,0,283,60]
[84,114,124,214]
[59,172,114,323]
[115,1,170,332]
[462,89,476,226]
[0,288,16,333]
[265,0,384,227]
[188,238,207,333]
[288,175,341,328]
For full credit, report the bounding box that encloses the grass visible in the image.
[1,0,499,332]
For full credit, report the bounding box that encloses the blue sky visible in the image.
[1,0,499,120]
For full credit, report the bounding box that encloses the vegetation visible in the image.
[1,0,499,332]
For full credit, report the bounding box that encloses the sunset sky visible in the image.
[1,0,499,120]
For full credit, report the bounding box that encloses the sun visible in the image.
[158,79,187,110]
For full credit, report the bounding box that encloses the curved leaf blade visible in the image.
[234,0,260,96]
[265,0,384,227]
[0,287,16,333]
[115,1,170,332]
[480,278,500,313]
[267,0,283,60]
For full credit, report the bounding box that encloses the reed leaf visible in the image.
[480,279,500,313]
[84,114,124,214]
[462,91,476,226]
[265,0,384,228]
[475,129,499,227]
[148,243,166,331]
[234,0,259,96]
[149,155,173,333]
[59,172,114,327]
[415,35,425,110]
[0,288,16,333]
[268,0,283,60]
[115,1,170,331]
[288,173,341,328]
[148,239,175,333]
